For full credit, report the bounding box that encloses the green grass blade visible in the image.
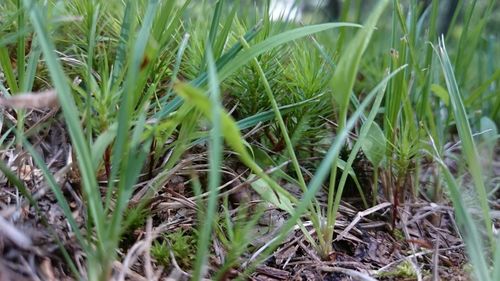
[106,0,157,193]
[84,2,99,140]
[111,0,135,85]
[162,33,190,103]
[0,47,18,93]
[21,39,40,92]
[219,22,361,83]
[207,0,224,56]
[333,64,406,229]
[325,0,388,252]
[330,0,388,128]
[16,0,25,89]
[193,44,223,280]
[493,236,500,281]
[441,167,491,281]
[240,61,389,277]
[435,37,493,249]
[22,0,105,246]
[106,0,159,235]
[238,35,307,192]
[174,82,299,206]
[427,143,492,281]
[214,1,238,59]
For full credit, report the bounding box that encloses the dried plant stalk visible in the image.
[0,89,59,109]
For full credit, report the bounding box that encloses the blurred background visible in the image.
[268,0,499,37]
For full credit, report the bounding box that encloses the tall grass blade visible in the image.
[111,1,134,85]
[22,0,105,247]
[326,0,388,254]
[427,142,491,281]
[192,44,223,280]
[219,22,361,83]
[330,0,388,126]
[106,0,159,240]
[435,37,493,248]
[240,62,392,279]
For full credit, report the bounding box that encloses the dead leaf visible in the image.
[40,258,57,281]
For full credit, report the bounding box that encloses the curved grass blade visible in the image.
[331,65,407,236]
[435,37,493,248]
[425,143,491,281]
[111,0,135,85]
[238,58,392,280]
[219,22,361,83]
[330,0,388,128]
[157,22,361,119]
[174,82,299,206]
[192,44,223,280]
[22,0,105,246]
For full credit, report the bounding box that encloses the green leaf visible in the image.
[361,122,387,167]
[91,123,117,170]
[251,176,294,214]
[480,116,498,144]
[430,84,450,106]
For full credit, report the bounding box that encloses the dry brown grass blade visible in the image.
[0,89,59,109]
[0,258,34,281]
[334,202,391,242]
[319,266,377,281]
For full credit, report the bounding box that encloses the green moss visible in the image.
[151,229,198,269]
[377,261,418,279]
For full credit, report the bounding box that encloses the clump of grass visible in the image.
[0,0,498,280]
